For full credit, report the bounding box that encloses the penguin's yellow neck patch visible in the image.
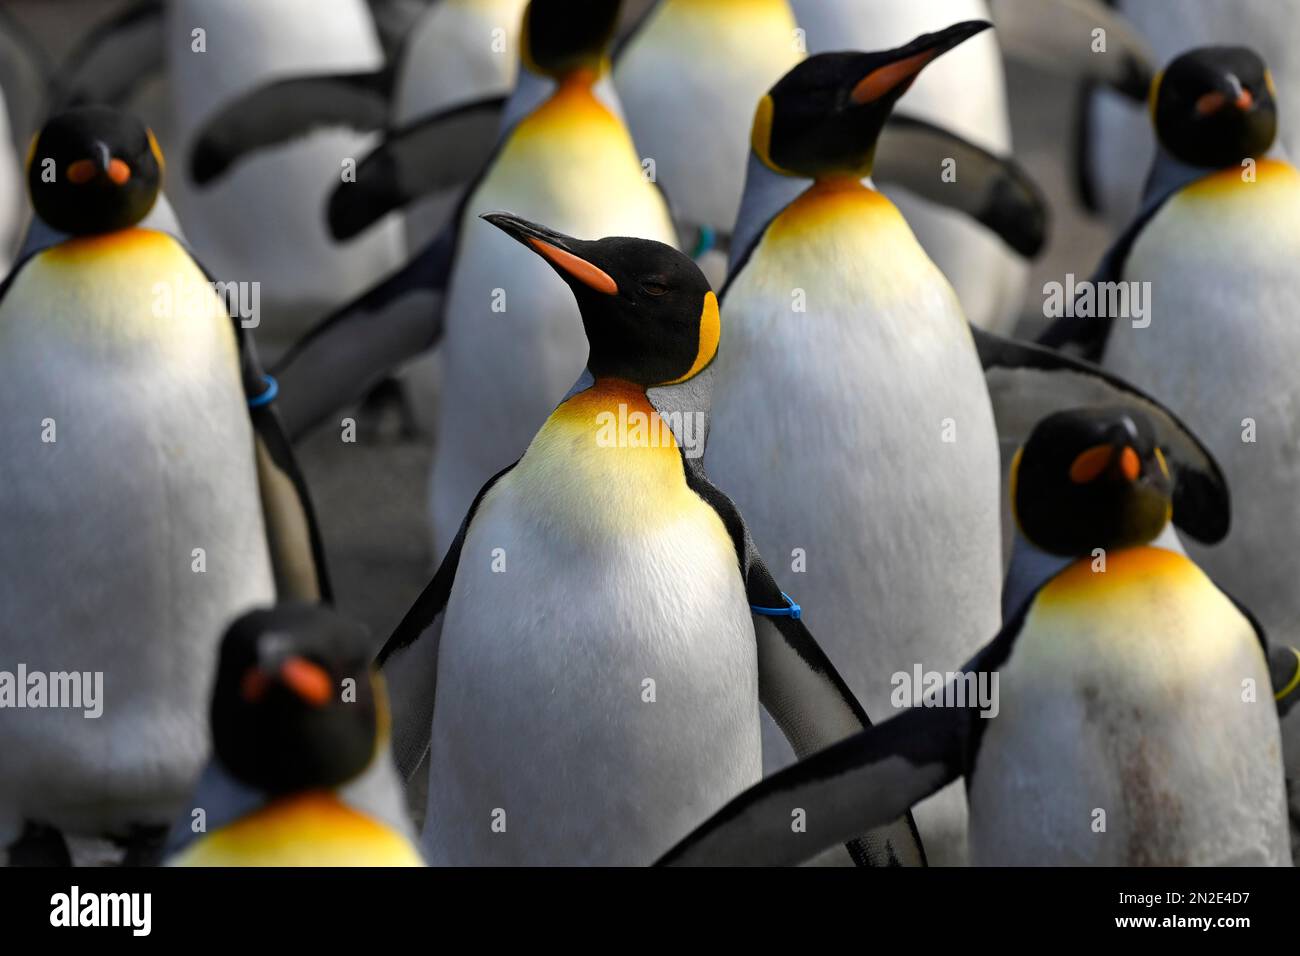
[1037,546,1201,611]
[765,177,906,247]
[514,66,620,144]
[39,226,172,263]
[506,380,715,536]
[1181,156,1300,203]
[169,792,422,867]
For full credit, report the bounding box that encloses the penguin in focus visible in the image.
[168,604,423,867]
[0,106,330,865]
[790,0,1028,332]
[270,0,680,560]
[707,22,1013,864]
[378,212,923,866]
[662,406,1298,867]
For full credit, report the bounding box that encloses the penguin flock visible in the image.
[0,0,1298,869]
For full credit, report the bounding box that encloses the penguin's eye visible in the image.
[640,280,669,297]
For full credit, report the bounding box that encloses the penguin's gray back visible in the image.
[969,547,1289,865]
[1104,159,1300,647]
[423,385,760,864]
[0,229,275,836]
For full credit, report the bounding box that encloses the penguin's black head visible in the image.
[484,212,719,387]
[1012,408,1174,557]
[753,21,990,179]
[522,0,621,79]
[1151,46,1277,168]
[211,604,379,796]
[27,106,163,236]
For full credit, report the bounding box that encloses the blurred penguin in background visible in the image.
[1079,0,1300,228]
[165,0,405,340]
[168,605,423,867]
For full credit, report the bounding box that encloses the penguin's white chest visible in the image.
[430,80,677,550]
[0,230,275,834]
[1106,160,1300,643]
[969,548,1289,865]
[709,183,1002,720]
[424,386,760,865]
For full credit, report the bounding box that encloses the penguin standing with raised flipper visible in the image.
[662,407,1297,867]
[0,106,330,866]
[163,0,405,337]
[168,605,423,867]
[707,22,1013,865]
[378,213,923,867]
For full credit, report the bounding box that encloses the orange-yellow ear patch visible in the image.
[664,291,721,386]
[1069,444,1113,484]
[528,237,618,295]
[148,128,166,176]
[851,49,937,104]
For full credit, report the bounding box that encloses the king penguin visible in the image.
[789,0,1027,332]
[1078,0,1300,228]
[1041,46,1300,659]
[662,406,1298,867]
[168,604,423,867]
[0,106,330,866]
[705,23,1008,865]
[378,212,923,866]
[269,0,679,561]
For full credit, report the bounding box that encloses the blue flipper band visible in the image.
[690,225,716,259]
[248,374,279,408]
[751,592,801,621]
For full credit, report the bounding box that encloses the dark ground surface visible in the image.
[4,0,1114,647]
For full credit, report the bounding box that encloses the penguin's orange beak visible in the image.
[482,212,620,296]
[850,20,991,105]
[239,657,333,707]
[1070,444,1141,484]
[67,154,131,186]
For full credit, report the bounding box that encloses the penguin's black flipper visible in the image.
[237,328,333,604]
[681,457,926,867]
[365,0,436,59]
[1036,199,1164,358]
[53,0,164,111]
[989,0,1154,101]
[1222,590,1300,717]
[875,113,1048,257]
[973,324,1230,545]
[271,225,457,441]
[189,67,398,186]
[327,96,505,240]
[0,6,54,146]
[377,462,519,780]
